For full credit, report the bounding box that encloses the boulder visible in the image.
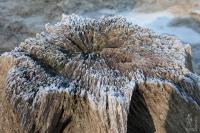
[191,10,200,22]
[0,15,200,133]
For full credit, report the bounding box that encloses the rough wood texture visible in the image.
[0,15,200,133]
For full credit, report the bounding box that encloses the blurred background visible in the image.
[0,0,200,74]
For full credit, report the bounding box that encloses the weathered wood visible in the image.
[0,15,199,133]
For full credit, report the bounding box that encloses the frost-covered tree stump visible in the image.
[0,15,200,133]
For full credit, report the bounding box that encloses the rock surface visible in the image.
[191,10,200,23]
[0,15,200,133]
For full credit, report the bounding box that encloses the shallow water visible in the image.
[118,11,200,45]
